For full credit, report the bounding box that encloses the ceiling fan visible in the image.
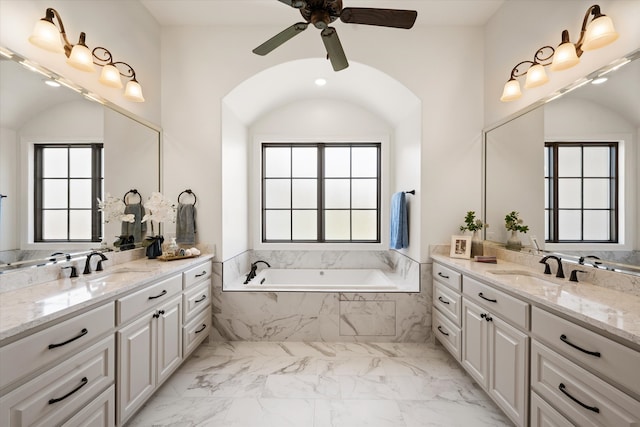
[252,0,418,71]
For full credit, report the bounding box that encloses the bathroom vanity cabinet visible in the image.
[0,256,213,427]
[432,257,640,427]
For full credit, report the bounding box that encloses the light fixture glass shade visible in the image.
[67,44,95,72]
[524,63,549,89]
[28,19,64,53]
[550,42,580,71]
[99,64,123,88]
[582,15,619,51]
[124,80,145,102]
[500,79,522,102]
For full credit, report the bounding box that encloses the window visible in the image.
[544,141,618,243]
[34,143,103,242]
[262,142,381,243]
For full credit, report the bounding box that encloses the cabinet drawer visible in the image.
[117,274,181,325]
[183,307,211,357]
[62,385,114,427]
[463,276,529,329]
[433,280,461,326]
[0,303,114,390]
[433,263,461,291]
[530,391,574,427]
[0,335,114,427]
[183,279,211,323]
[183,261,212,289]
[531,340,640,427]
[432,308,461,361]
[531,306,640,398]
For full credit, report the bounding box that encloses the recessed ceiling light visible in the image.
[44,79,61,88]
[591,77,608,85]
[314,78,327,87]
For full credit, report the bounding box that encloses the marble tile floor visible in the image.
[127,341,513,427]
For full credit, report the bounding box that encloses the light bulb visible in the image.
[524,63,549,89]
[124,79,145,102]
[99,64,123,88]
[582,15,619,51]
[550,42,580,71]
[500,79,522,102]
[67,43,95,72]
[29,19,64,53]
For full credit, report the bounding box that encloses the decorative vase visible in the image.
[145,235,164,259]
[505,230,522,251]
[471,230,483,258]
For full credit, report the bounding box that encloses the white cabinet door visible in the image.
[117,312,156,423]
[462,298,489,387]
[157,296,183,385]
[489,315,529,427]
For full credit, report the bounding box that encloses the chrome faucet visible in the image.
[539,255,564,279]
[83,251,108,275]
[244,260,271,284]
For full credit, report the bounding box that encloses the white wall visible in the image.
[0,0,161,125]
[162,25,485,262]
[485,0,640,126]
[0,128,18,251]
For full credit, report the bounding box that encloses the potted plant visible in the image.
[142,192,176,259]
[459,211,487,257]
[504,211,529,251]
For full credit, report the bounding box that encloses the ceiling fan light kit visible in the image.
[500,4,619,102]
[252,0,418,71]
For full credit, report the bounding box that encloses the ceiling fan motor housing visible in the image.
[301,0,342,28]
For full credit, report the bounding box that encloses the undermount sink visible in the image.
[489,269,560,287]
[83,267,151,285]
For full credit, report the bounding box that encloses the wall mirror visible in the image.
[484,49,640,275]
[0,49,160,272]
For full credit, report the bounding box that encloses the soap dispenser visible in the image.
[167,237,179,256]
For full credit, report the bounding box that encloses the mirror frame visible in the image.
[0,47,162,272]
[482,49,640,276]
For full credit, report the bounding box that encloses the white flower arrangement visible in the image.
[97,193,135,223]
[142,192,176,225]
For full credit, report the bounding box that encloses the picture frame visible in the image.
[450,235,472,259]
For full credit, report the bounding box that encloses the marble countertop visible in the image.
[431,254,640,348]
[0,255,213,344]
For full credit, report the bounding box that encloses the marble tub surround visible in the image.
[430,253,640,348]
[222,250,420,292]
[210,263,432,343]
[126,340,512,427]
[0,254,213,343]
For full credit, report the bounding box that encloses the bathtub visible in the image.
[244,268,399,292]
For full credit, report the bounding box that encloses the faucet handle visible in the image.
[569,269,587,282]
[539,259,552,274]
[62,266,78,278]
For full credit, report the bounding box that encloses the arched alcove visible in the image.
[221,58,421,261]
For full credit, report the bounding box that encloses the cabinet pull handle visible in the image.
[478,292,497,303]
[560,334,601,357]
[48,377,88,404]
[195,324,207,334]
[148,290,167,300]
[48,328,88,349]
[195,295,207,303]
[559,383,600,413]
[437,296,450,305]
[437,326,449,336]
[437,272,449,279]
[195,271,207,277]
[480,313,493,322]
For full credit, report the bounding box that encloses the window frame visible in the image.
[544,141,618,244]
[33,143,104,243]
[261,142,382,244]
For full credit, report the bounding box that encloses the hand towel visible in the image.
[176,203,197,245]
[390,191,409,249]
[121,203,146,243]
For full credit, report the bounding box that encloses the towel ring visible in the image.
[178,189,197,205]
[123,189,142,205]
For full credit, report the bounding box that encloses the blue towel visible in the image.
[390,191,409,249]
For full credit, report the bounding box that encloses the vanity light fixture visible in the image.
[501,4,619,102]
[29,7,145,102]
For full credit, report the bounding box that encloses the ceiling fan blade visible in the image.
[252,22,309,56]
[321,27,348,72]
[340,8,418,29]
